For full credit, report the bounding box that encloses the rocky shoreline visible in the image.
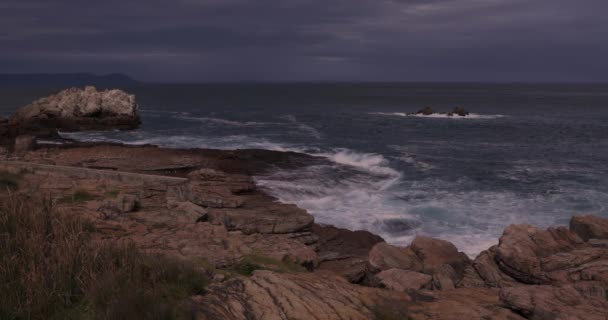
[1,87,607,319]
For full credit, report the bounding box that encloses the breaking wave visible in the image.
[371,112,507,119]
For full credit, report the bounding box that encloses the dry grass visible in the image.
[0,194,209,320]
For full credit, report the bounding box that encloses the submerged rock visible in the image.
[9,86,140,136]
[450,107,469,117]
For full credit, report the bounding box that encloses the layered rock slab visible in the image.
[193,270,412,320]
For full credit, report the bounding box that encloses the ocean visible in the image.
[2,83,608,256]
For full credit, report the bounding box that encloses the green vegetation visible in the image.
[0,171,21,191]
[58,189,99,204]
[104,189,120,198]
[226,254,308,276]
[0,194,209,320]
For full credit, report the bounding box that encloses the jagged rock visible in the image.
[431,264,458,290]
[313,224,384,282]
[368,242,423,272]
[193,270,411,320]
[98,193,140,218]
[407,288,526,320]
[457,264,487,288]
[13,135,37,153]
[375,268,432,291]
[500,285,608,320]
[173,201,208,223]
[473,246,520,288]
[9,86,139,135]
[417,106,434,115]
[570,215,608,241]
[495,224,585,284]
[206,200,314,234]
[411,235,470,276]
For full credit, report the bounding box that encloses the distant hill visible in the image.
[0,73,139,87]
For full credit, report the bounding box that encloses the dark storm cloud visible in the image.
[1,0,607,81]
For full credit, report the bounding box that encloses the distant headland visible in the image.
[0,73,138,87]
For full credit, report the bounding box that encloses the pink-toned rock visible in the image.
[14,135,37,153]
[375,268,432,291]
[368,242,423,272]
[472,246,520,288]
[313,224,384,283]
[407,288,526,320]
[495,225,584,284]
[410,235,470,275]
[500,285,608,320]
[193,270,411,320]
[570,215,608,241]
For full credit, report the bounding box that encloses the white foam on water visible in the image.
[371,112,507,119]
[60,129,608,258]
[256,148,420,241]
[59,131,292,151]
[176,115,282,127]
[281,114,322,140]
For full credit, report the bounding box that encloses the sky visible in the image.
[1,0,607,82]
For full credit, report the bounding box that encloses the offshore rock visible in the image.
[417,106,434,115]
[9,86,139,136]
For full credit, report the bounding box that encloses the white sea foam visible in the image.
[177,115,278,127]
[371,112,506,119]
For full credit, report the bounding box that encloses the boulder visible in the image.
[472,246,520,288]
[313,224,384,283]
[416,106,434,115]
[495,224,584,284]
[173,201,209,223]
[375,268,432,291]
[13,135,37,153]
[98,193,140,219]
[500,285,608,320]
[368,242,423,272]
[410,235,470,275]
[9,86,139,136]
[570,215,608,241]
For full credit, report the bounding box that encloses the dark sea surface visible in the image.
[2,83,608,255]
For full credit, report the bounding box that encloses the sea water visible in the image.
[3,83,607,256]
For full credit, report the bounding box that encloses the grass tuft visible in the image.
[0,194,209,320]
[58,189,99,204]
[0,171,21,191]
[226,254,308,276]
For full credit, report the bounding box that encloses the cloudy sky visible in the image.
[1,0,607,82]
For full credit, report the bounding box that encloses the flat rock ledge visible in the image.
[3,143,608,320]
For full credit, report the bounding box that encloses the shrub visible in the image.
[58,189,99,204]
[0,171,20,191]
[0,194,208,320]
